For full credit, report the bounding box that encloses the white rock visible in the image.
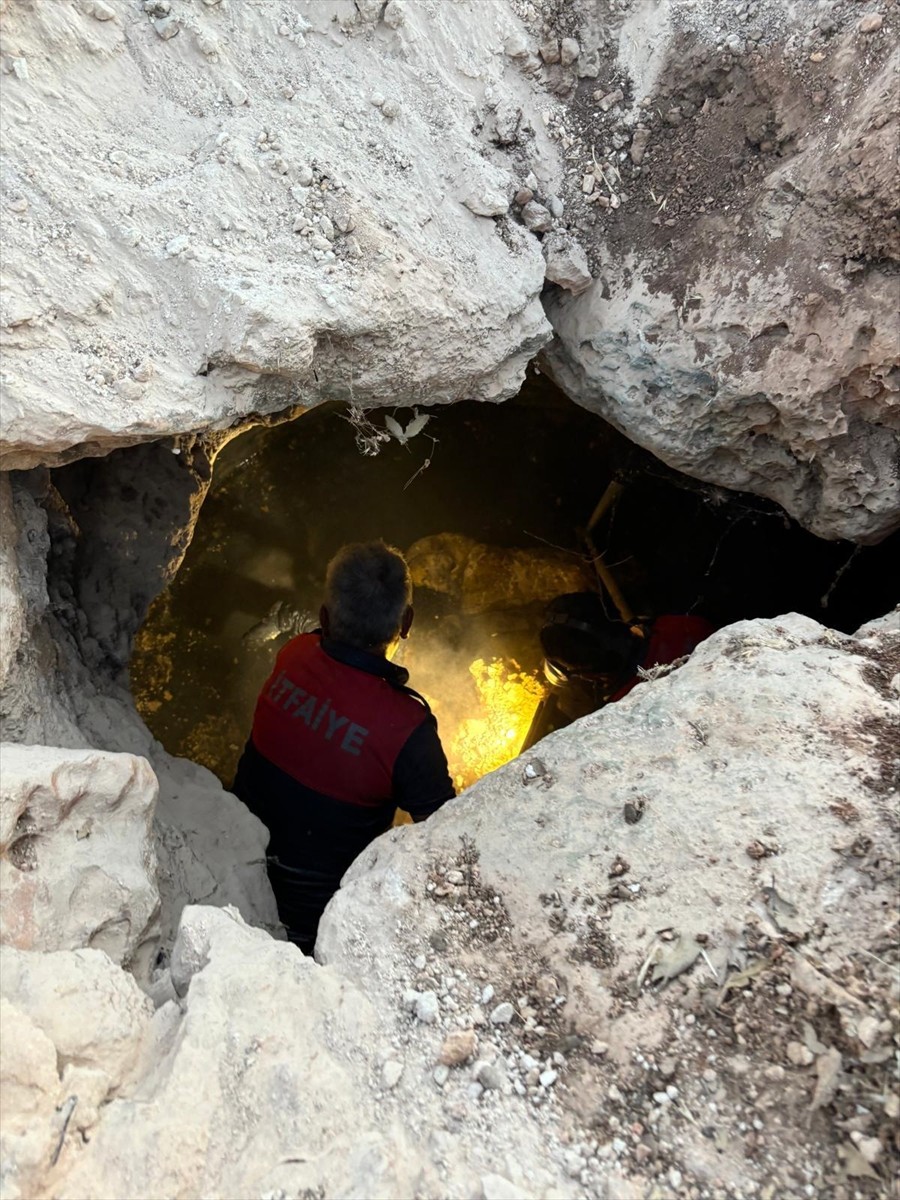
[463,189,508,218]
[0,744,159,964]
[383,1060,404,1089]
[489,1001,514,1025]
[383,0,405,29]
[542,233,592,295]
[520,201,552,233]
[482,1175,533,1200]
[415,991,440,1024]
[88,1,117,19]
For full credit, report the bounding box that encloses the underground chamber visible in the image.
[124,375,900,802]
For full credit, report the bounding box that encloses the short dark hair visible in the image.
[324,542,412,650]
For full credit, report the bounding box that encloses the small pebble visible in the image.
[382,1060,403,1089]
[539,1069,558,1088]
[476,1061,506,1091]
[560,37,580,66]
[414,992,439,1024]
[439,1029,476,1067]
[433,1064,450,1087]
[858,13,883,33]
[153,15,180,39]
[489,1002,514,1025]
[787,1041,814,1067]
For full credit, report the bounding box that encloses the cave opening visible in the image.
[130,372,898,799]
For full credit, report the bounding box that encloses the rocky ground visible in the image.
[1,2,899,1199]
[2,612,898,1199]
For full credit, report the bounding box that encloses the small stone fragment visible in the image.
[856,1015,880,1048]
[154,15,180,39]
[597,89,624,112]
[630,127,651,165]
[482,1174,532,1200]
[296,165,314,187]
[624,798,645,824]
[7,196,28,213]
[560,38,580,66]
[439,1029,477,1066]
[608,855,629,877]
[539,1068,558,1087]
[539,40,560,64]
[514,188,534,207]
[319,215,335,241]
[521,201,552,233]
[464,189,508,218]
[225,81,249,107]
[858,13,883,33]
[489,1001,515,1025]
[542,231,592,295]
[582,174,595,195]
[382,99,401,119]
[857,1136,882,1164]
[11,58,30,82]
[165,235,190,256]
[382,1060,403,1089]
[433,1063,450,1087]
[415,991,439,1024]
[591,1040,609,1057]
[504,33,529,59]
[476,1060,506,1090]
[89,0,117,19]
[383,0,405,29]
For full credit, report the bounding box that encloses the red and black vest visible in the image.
[233,634,454,873]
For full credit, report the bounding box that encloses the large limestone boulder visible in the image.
[316,612,900,1197]
[0,0,555,470]
[0,946,153,1200]
[542,9,900,543]
[0,743,160,968]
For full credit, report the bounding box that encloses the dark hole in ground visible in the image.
[131,371,899,793]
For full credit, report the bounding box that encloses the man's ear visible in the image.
[400,605,414,639]
[319,605,330,635]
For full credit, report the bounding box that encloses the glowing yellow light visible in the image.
[449,658,546,790]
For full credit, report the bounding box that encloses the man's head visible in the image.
[321,541,414,654]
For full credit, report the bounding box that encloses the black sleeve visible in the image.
[392,715,456,821]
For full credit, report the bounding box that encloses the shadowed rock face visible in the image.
[541,18,900,545]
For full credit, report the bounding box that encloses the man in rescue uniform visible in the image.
[233,541,455,953]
